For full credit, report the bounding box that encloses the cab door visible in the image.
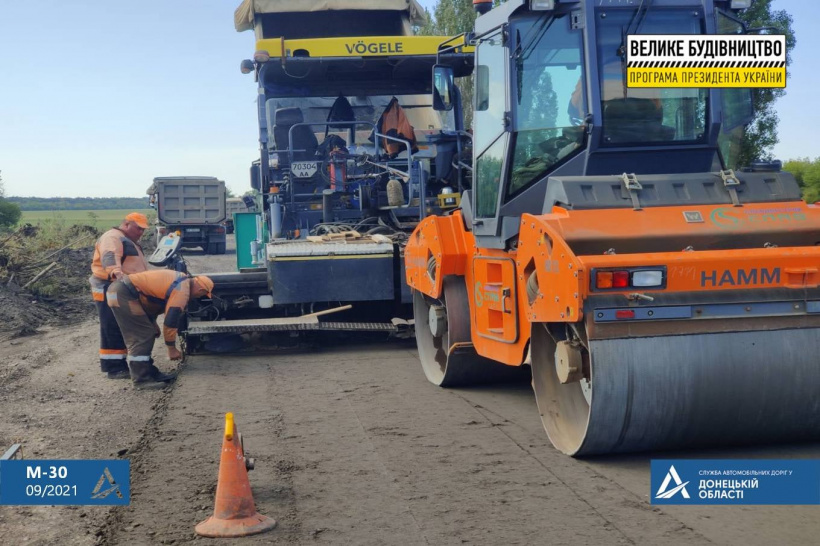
[470,27,519,344]
[471,28,510,241]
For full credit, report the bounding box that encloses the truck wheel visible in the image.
[206,243,217,254]
[216,243,226,254]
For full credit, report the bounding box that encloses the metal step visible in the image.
[186,318,399,335]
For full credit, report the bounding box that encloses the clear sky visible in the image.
[0,0,815,198]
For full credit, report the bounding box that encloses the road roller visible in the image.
[405,0,820,455]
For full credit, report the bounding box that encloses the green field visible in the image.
[20,209,155,231]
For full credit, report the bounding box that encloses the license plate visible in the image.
[186,228,200,233]
[291,161,319,178]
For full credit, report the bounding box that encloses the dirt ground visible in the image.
[2,235,820,545]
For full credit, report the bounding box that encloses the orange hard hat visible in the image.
[125,212,150,229]
[192,276,214,298]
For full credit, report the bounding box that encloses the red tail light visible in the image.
[613,271,629,288]
[615,310,635,319]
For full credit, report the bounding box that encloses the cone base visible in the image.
[195,513,277,538]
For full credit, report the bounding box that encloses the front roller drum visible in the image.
[414,277,528,387]
[531,323,820,456]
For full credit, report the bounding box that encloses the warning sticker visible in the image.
[627,35,786,88]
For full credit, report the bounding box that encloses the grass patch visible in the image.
[20,209,155,231]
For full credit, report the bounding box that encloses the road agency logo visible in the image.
[655,465,690,500]
[91,467,123,500]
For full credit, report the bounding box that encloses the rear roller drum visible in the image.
[413,277,528,387]
[531,324,593,456]
[531,322,820,456]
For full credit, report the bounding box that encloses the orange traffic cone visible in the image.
[195,413,277,538]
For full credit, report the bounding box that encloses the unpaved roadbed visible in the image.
[107,342,820,545]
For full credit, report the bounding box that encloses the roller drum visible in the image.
[533,325,820,456]
[414,278,529,387]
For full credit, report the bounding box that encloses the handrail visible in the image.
[372,132,426,220]
[453,130,473,196]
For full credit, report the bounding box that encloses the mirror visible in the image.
[432,65,455,111]
[250,161,262,192]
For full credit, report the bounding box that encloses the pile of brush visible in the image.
[0,223,99,337]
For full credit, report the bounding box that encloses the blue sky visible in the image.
[0,0,815,198]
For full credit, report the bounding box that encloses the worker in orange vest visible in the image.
[106,270,214,389]
[374,97,419,157]
[89,212,150,379]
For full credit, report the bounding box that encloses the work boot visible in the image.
[102,361,130,379]
[129,361,172,390]
[149,364,176,383]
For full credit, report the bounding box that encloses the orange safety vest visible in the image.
[123,270,190,345]
[90,228,148,301]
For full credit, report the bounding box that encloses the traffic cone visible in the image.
[195,413,277,538]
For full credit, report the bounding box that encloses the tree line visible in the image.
[783,158,820,203]
[0,170,22,228]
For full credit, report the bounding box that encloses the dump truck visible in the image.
[405,0,820,456]
[148,176,227,254]
[182,0,474,345]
